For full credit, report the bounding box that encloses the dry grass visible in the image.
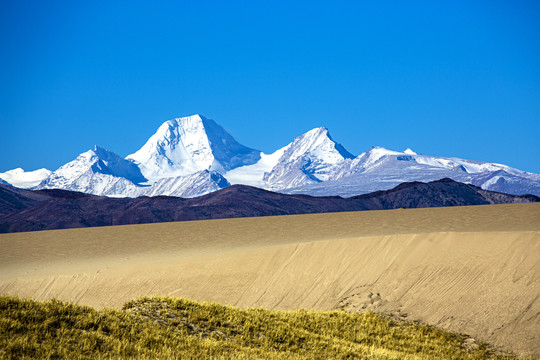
[0,295,518,360]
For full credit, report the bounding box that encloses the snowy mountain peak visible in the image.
[261,126,355,188]
[347,146,406,173]
[282,126,354,164]
[126,114,260,180]
[404,148,417,155]
[36,146,147,195]
[91,146,147,184]
[0,167,52,189]
[92,145,113,156]
[364,146,403,159]
[305,126,329,137]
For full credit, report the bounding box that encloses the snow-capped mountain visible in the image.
[468,170,540,197]
[126,114,260,181]
[35,145,231,198]
[6,114,540,198]
[33,116,256,198]
[284,146,540,197]
[0,168,51,189]
[36,146,145,197]
[225,126,354,190]
[261,127,354,189]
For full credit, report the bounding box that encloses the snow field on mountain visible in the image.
[224,148,286,186]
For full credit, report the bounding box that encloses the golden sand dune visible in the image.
[1,203,539,356]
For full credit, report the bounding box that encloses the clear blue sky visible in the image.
[1,1,539,173]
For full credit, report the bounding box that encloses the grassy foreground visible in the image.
[0,296,514,360]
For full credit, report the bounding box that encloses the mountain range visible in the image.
[2,114,539,198]
[1,178,537,233]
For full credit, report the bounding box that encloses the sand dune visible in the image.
[1,203,539,356]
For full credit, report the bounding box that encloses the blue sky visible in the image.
[1,1,539,173]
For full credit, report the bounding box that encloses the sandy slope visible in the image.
[1,203,539,356]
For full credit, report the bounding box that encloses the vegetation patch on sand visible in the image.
[0,295,516,360]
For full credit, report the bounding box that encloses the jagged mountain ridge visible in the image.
[1,178,537,233]
[2,114,539,198]
[284,146,540,197]
[34,145,231,198]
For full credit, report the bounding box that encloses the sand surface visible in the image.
[1,203,539,356]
